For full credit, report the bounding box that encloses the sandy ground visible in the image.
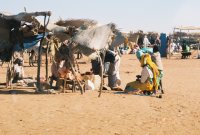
[0,53,200,135]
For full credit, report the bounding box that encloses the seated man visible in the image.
[50,60,67,89]
[12,58,24,83]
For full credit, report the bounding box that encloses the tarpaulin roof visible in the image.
[13,33,46,51]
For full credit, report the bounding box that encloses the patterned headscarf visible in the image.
[136,47,153,60]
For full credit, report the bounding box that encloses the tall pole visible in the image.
[198,39,200,59]
[36,36,45,91]
[36,14,50,92]
[45,41,49,83]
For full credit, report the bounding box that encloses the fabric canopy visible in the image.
[14,33,46,51]
[174,26,200,31]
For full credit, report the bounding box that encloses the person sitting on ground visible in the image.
[124,53,159,94]
[12,58,24,83]
[135,45,161,93]
[49,60,60,89]
[151,45,164,94]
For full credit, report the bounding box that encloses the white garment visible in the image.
[141,66,153,83]
[143,37,150,48]
[108,55,121,88]
[85,80,95,90]
[152,52,163,71]
[14,64,24,78]
[59,60,65,68]
[170,42,176,53]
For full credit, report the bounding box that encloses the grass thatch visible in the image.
[55,19,97,28]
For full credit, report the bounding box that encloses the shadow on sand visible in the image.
[0,89,36,94]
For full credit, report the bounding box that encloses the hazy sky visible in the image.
[1,0,200,33]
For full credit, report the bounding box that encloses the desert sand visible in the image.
[0,54,200,135]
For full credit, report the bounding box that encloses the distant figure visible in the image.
[143,35,150,48]
[29,49,35,66]
[166,36,171,57]
[119,43,131,55]
[182,44,190,52]
[181,44,191,59]
[155,36,161,46]
[169,41,176,55]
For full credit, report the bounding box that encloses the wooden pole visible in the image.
[36,39,44,91]
[10,56,14,89]
[6,61,12,88]
[36,15,50,92]
[98,56,104,97]
[198,39,200,59]
[45,41,49,83]
[98,50,105,97]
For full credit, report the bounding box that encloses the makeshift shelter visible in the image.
[45,19,98,95]
[48,21,125,97]
[73,23,127,97]
[0,11,51,90]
